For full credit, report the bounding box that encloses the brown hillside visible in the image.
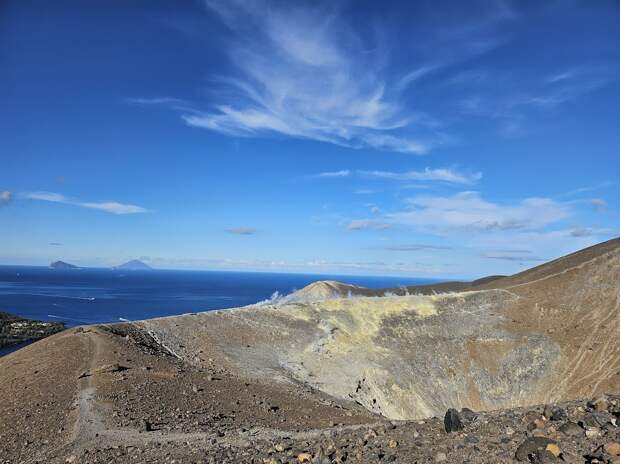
[0,238,618,463]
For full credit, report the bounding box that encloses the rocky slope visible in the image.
[0,237,618,463]
[283,280,376,302]
[141,237,620,421]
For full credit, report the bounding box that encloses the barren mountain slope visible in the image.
[477,237,620,290]
[0,238,618,463]
[138,237,620,420]
[283,280,377,302]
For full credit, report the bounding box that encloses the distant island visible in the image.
[49,260,79,269]
[113,259,152,270]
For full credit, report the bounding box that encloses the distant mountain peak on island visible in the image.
[49,260,79,269]
[113,259,152,270]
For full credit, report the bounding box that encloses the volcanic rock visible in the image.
[515,437,558,461]
[444,408,464,433]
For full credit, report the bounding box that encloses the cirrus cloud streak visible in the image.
[226,227,257,235]
[317,167,482,185]
[25,192,148,215]
[183,1,459,154]
[389,191,568,232]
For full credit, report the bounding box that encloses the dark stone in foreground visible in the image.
[559,421,584,436]
[0,312,64,350]
[461,407,478,422]
[139,419,152,432]
[444,408,464,433]
[515,437,557,462]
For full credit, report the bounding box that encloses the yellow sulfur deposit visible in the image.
[294,295,441,355]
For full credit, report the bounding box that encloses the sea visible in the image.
[0,265,437,355]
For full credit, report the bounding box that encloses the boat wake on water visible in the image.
[47,314,94,324]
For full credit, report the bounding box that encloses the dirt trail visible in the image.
[63,328,381,460]
[72,331,103,445]
[69,330,214,451]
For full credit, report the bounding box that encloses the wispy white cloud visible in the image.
[346,192,574,260]
[135,255,442,276]
[316,167,482,185]
[226,227,257,235]
[347,219,392,231]
[25,192,148,215]
[174,1,513,154]
[360,167,482,185]
[27,191,66,202]
[569,226,593,238]
[300,259,439,275]
[127,97,187,106]
[479,247,549,263]
[395,65,440,92]
[512,65,612,110]
[385,244,451,251]
[317,170,351,178]
[515,80,608,109]
[181,1,424,153]
[121,1,527,154]
[79,202,148,215]
[354,189,376,195]
[471,229,606,262]
[556,181,614,199]
[498,120,526,138]
[483,252,547,262]
[388,191,569,232]
[0,191,12,206]
[358,134,430,155]
[446,69,490,87]
[455,64,615,139]
[545,70,577,84]
[590,198,608,212]
[469,75,611,138]
[543,66,614,90]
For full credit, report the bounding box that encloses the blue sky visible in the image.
[1,0,619,278]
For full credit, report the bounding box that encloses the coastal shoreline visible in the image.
[0,311,64,353]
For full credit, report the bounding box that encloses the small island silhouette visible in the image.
[113,259,152,270]
[49,260,79,269]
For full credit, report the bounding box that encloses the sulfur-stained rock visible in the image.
[533,418,547,429]
[604,442,620,456]
[546,443,561,457]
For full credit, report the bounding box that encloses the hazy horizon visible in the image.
[0,261,450,280]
